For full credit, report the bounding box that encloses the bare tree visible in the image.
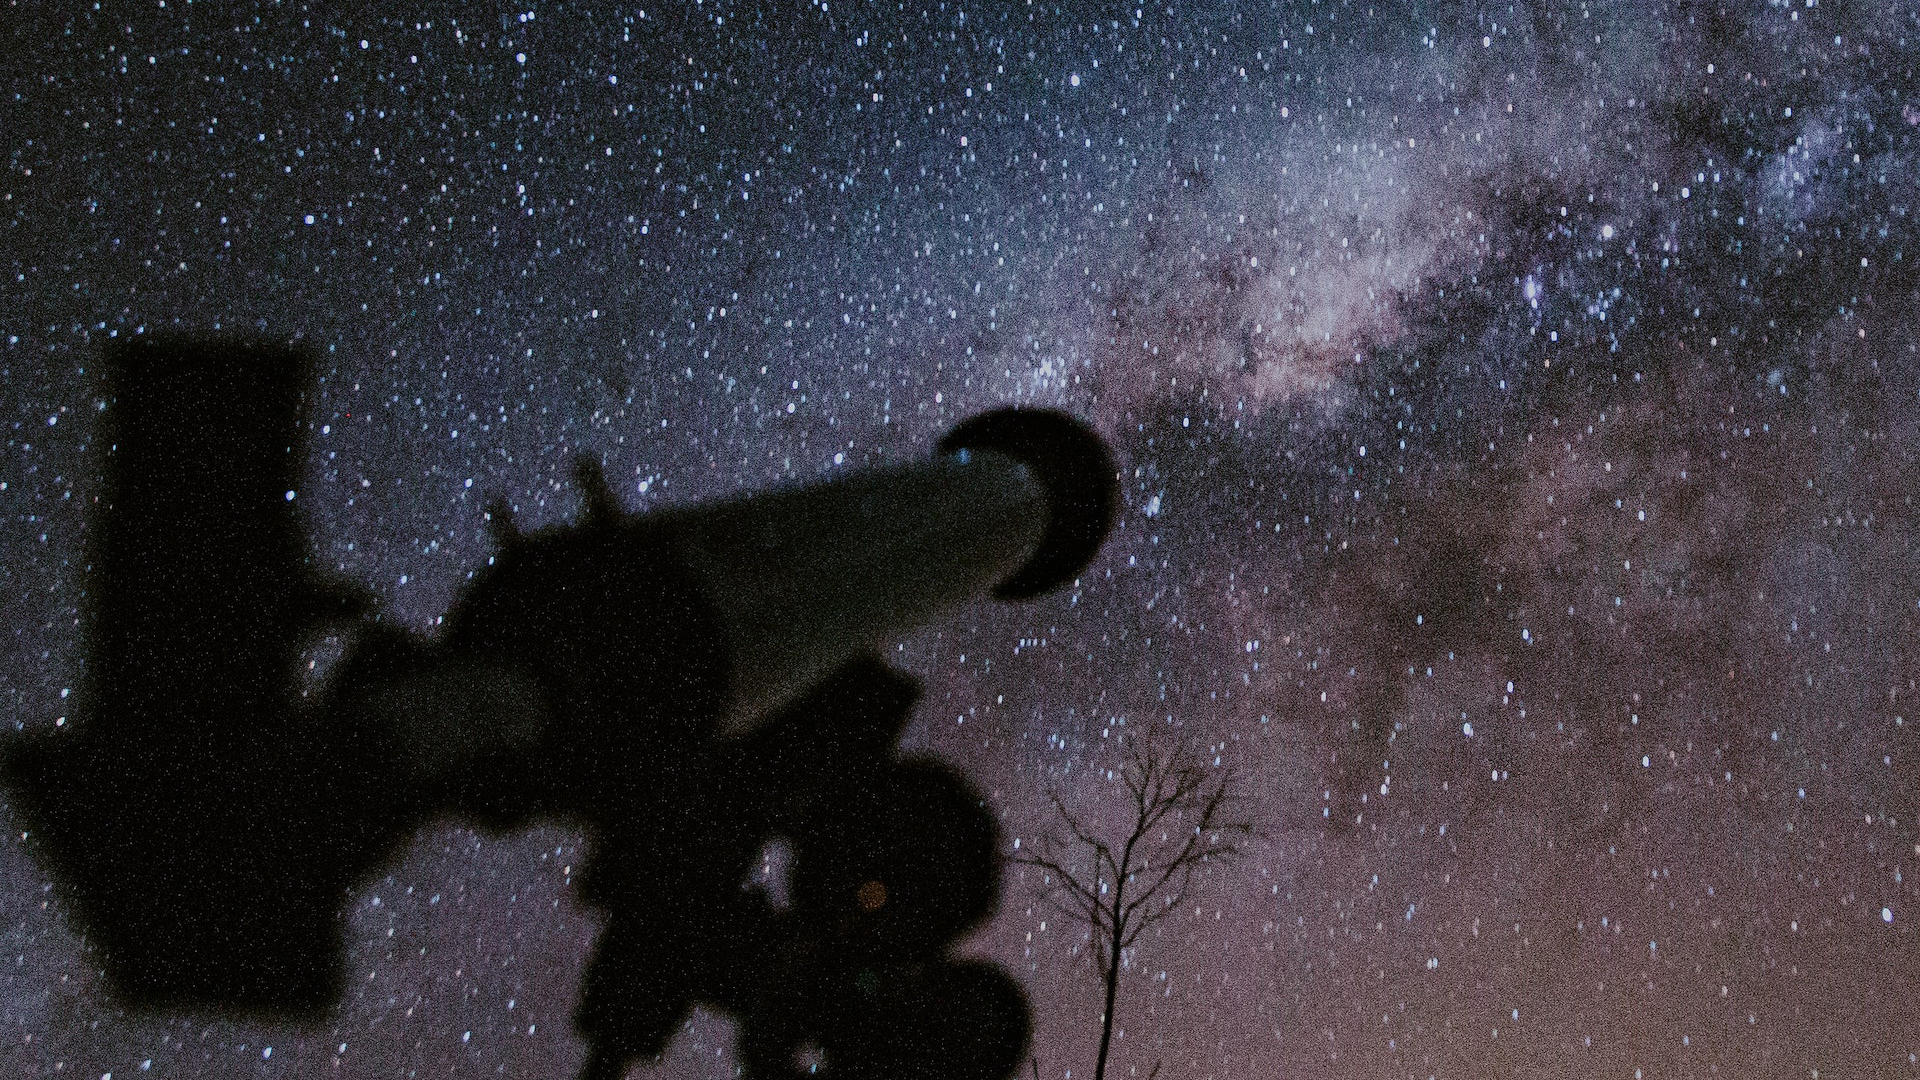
[1014,731,1252,1080]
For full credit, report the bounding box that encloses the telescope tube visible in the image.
[417,407,1117,816]
[645,406,1116,738]
[681,446,1044,736]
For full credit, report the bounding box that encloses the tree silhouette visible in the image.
[1014,731,1252,1080]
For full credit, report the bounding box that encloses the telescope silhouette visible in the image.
[3,336,1118,1080]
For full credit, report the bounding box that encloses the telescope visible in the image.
[3,336,1117,1080]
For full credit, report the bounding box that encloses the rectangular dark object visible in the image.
[6,337,361,1017]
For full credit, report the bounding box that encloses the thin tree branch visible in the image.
[1120,780,1251,935]
[1050,792,1122,887]
[1016,731,1254,1080]
[1015,849,1110,932]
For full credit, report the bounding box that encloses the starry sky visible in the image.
[7,1,1920,1077]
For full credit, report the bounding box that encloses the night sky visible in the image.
[7,1,1920,1077]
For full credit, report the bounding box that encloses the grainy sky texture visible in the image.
[7,1,1920,1077]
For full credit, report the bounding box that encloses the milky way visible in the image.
[6,2,1920,1077]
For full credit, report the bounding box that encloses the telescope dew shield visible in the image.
[938,407,1121,601]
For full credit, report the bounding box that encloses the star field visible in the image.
[7,1,1920,1077]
